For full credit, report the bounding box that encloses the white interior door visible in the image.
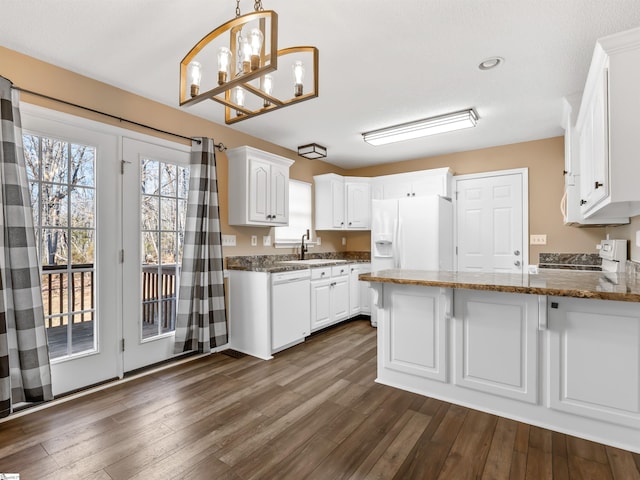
[22,107,120,396]
[122,138,191,372]
[454,169,528,272]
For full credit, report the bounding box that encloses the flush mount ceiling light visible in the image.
[297,143,327,160]
[179,0,319,125]
[362,109,478,146]
[478,56,504,70]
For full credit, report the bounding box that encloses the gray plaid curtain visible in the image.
[174,138,227,353]
[0,77,53,418]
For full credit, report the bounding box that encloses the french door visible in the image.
[22,108,120,396]
[121,138,191,372]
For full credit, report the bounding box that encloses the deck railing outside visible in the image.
[41,264,178,330]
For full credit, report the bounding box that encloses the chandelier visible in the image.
[179,0,319,124]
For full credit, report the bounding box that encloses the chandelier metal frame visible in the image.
[179,4,319,125]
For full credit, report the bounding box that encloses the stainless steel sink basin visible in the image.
[279,259,348,265]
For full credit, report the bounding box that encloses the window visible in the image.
[24,133,97,360]
[274,179,312,245]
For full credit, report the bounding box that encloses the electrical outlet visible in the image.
[263,235,271,247]
[251,235,257,246]
[342,237,346,246]
[316,236,321,246]
[222,234,236,246]
[530,234,547,245]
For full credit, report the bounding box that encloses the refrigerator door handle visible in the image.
[396,218,403,269]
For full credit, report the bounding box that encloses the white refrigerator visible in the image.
[371,195,454,272]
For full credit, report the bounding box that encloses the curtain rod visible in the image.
[11,85,227,152]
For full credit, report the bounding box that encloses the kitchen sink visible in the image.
[279,259,348,265]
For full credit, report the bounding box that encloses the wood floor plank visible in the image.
[481,416,518,479]
[606,446,640,480]
[0,319,638,480]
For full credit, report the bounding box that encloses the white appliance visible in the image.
[371,195,453,272]
[598,239,627,272]
[271,269,311,352]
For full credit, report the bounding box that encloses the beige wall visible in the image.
[2,46,607,264]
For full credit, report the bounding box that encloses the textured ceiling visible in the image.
[1,0,640,168]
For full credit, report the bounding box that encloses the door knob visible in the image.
[514,260,521,267]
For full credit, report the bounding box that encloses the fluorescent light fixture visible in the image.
[297,143,327,159]
[362,109,478,146]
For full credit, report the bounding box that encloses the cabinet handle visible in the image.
[551,302,559,309]
[594,181,603,189]
[580,199,587,206]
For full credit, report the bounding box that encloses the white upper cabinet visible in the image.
[576,26,640,219]
[314,174,371,230]
[371,167,452,200]
[227,146,294,226]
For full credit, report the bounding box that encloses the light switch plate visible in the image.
[263,235,271,247]
[222,234,236,247]
[251,235,257,246]
[342,237,346,246]
[530,234,547,245]
[316,236,321,246]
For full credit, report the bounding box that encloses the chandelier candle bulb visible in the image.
[241,37,252,74]
[217,47,231,85]
[262,74,273,107]
[249,28,264,71]
[188,61,201,97]
[234,87,245,116]
[293,61,305,97]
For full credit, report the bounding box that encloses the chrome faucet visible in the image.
[300,229,310,260]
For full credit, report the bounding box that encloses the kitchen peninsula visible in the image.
[361,268,640,453]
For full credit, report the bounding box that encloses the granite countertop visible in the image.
[360,269,640,302]
[226,252,371,273]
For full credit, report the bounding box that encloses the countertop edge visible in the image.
[360,273,640,303]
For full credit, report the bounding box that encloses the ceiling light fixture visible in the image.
[179,0,319,125]
[478,56,504,70]
[362,109,478,146]
[297,143,327,160]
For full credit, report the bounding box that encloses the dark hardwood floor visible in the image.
[1,318,639,479]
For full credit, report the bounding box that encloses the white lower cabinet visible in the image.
[311,265,349,332]
[349,262,371,316]
[381,285,450,382]
[547,296,640,428]
[453,290,539,404]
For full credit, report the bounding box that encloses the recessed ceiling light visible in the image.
[478,57,504,70]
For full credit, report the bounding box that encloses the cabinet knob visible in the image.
[412,193,416,196]
[348,222,352,226]
[594,181,603,189]
[406,193,410,197]
[514,250,520,256]
[514,260,521,267]
[580,199,587,206]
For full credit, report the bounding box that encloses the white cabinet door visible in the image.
[383,179,413,199]
[331,177,345,228]
[311,279,332,331]
[332,275,350,322]
[269,161,289,224]
[248,158,272,223]
[381,285,450,382]
[453,290,539,403]
[547,297,640,428]
[349,265,362,316]
[346,182,371,229]
[359,263,372,315]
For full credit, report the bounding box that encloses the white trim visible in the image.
[452,168,529,271]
